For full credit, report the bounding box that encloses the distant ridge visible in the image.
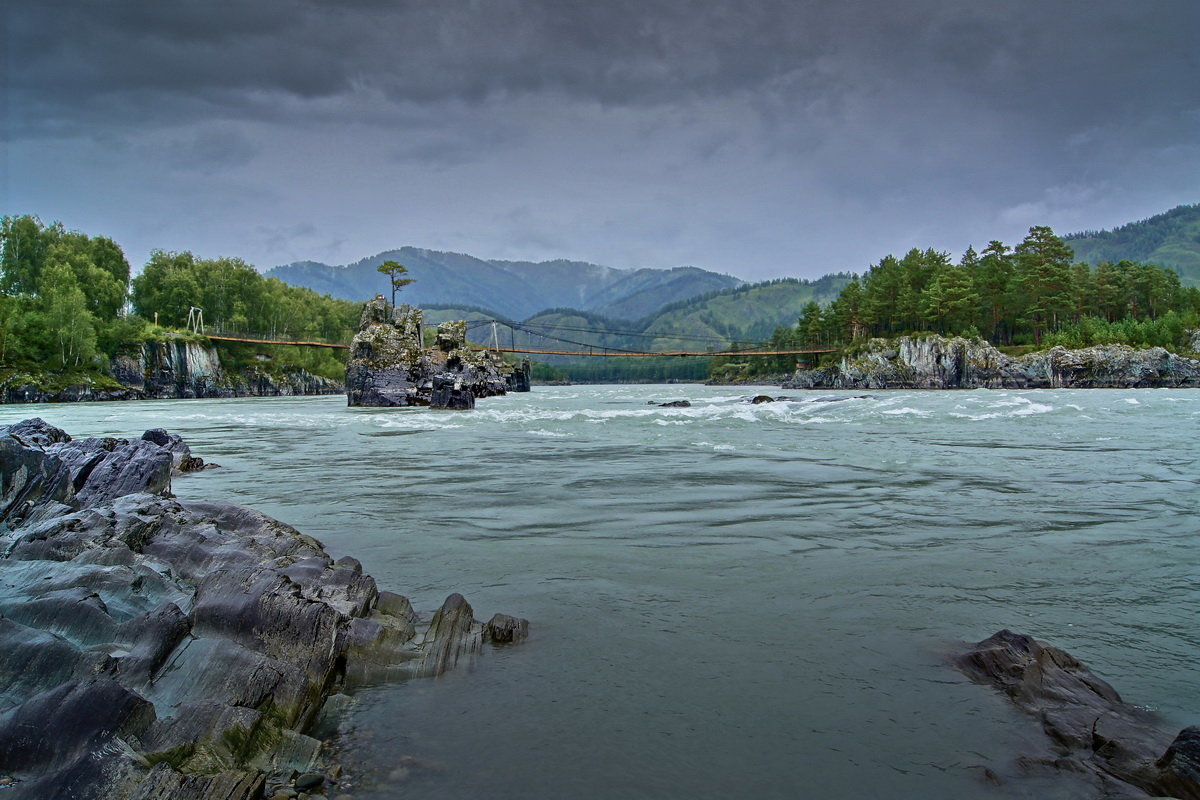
[266,247,742,321]
[1064,203,1200,285]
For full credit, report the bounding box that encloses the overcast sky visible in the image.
[5,1,1199,281]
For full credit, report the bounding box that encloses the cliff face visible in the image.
[2,338,342,404]
[346,298,528,409]
[784,336,1200,390]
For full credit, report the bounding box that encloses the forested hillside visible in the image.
[788,226,1200,354]
[1065,204,1200,285]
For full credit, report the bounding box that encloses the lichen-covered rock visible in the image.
[785,336,1200,389]
[956,629,1200,798]
[345,298,517,408]
[0,420,528,799]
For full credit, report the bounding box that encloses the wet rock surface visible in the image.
[345,298,527,409]
[0,418,527,800]
[956,629,1200,798]
[785,336,1200,389]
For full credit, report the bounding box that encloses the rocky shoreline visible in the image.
[0,418,525,799]
[3,338,342,404]
[785,336,1200,390]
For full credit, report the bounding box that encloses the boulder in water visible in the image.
[956,629,1200,798]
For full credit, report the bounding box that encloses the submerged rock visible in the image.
[0,419,528,800]
[808,395,874,403]
[785,336,1200,390]
[956,629,1200,798]
[345,298,519,409]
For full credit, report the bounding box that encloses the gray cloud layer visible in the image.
[6,1,1199,279]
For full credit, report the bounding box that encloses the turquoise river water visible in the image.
[2,386,1197,799]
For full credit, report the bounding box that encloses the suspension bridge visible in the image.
[195,315,837,359]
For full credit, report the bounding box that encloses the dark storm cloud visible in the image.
[12,1,1197,132]
[5,1,1198,278]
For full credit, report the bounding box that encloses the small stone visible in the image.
[295,773,325,792]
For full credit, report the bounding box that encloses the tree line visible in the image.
[0,215,360,379]
[787,226,1200,352]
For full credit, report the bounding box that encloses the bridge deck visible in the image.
[204,333,837,358]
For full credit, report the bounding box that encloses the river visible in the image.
[3,386,1197,798]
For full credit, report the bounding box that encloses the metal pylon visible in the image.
[187,306,205,335]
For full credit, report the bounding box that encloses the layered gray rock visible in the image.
[345,297,520,408]
[0,419,527,800]
[956,630,1200,798]
[785,336,1200,389]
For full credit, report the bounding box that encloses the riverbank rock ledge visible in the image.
[0,418,527,800]
[345,297,530,408]
[956,629,1200,798]
[2,336,342,404]
[784,336,1200,389]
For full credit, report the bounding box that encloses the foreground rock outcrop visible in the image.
[0,418,525,799]
[346,297,529,408]
[785,336,1200,390]
[957,630,1200,798]
[2,337,342,404]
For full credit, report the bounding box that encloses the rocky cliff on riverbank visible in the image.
[2,337,342,404]
[0,418,525,799]
[785,336,1200,389]
[346,297,529,409]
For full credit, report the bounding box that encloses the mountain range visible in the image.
[266,248,741,321]
[265,204,1197,364]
